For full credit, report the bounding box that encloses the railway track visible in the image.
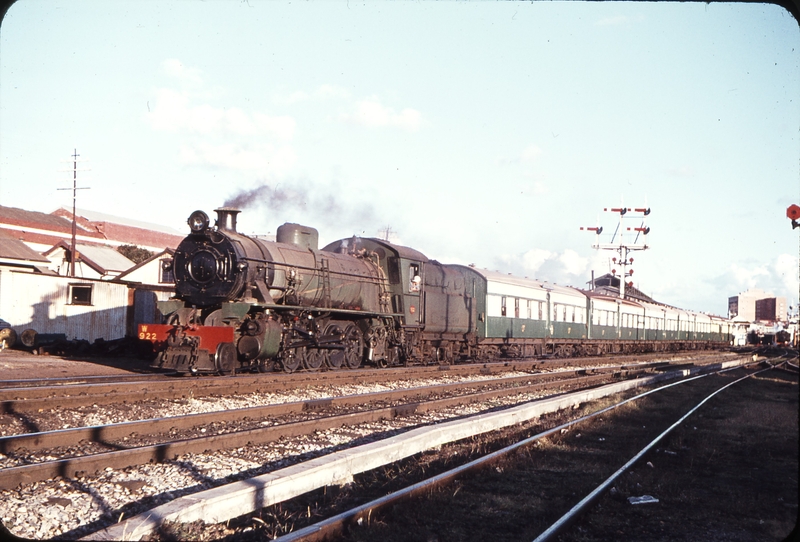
[0,371,178,390]
[0,352,736,410]
[0,351,753,539]
[0,367,633,490]
[251,357,794,542]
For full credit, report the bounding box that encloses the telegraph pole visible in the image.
[581,202,651,300]
[58,149,90,277]
[378,225,395,242]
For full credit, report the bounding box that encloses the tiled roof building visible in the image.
[0,205,184,253]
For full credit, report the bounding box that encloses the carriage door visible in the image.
[402,261,424,326]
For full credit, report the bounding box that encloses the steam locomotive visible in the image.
[139,208,732,374]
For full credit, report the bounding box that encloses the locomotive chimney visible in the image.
[215,207,241,233]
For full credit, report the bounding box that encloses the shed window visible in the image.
[160,259,175,284]
[70,284,93,305]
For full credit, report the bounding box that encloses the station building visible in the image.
[728,288,787,323]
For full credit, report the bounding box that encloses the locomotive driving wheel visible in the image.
[342,323,364,369]
[323,324,345,369]
[303,348,324,371]
[215,342,238,375]
[256,360,275,373]
[282,348,302,373]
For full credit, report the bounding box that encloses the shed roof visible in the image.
[65,207,183,236]
[44,241,136,274]
[0,230,50,262]
[0,205,76,233]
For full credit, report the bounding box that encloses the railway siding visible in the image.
[83,356,751,541]
[319,363,797,542]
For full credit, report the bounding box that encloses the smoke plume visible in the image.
[223,180,379,232]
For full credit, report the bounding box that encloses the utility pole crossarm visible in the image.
[56,149,91,277]
[581,203,651,300]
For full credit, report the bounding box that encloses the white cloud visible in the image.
[253,113,296,140]
[520,144,543,163]
[146,89,296,139]
[774,253,799,299]
[534,181,548,194]
[187,103,225,134]
[147,88,189,132]
[178,142,297,174]
[558,249,588,276]
[712,254,800,309]
[729,262,770,290]
[501,247,590,281]
[340,98,423,131]
[521,248,553,273]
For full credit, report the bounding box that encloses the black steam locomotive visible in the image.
[140,208,731,374]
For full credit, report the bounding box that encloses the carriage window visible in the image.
[538,301,543,320]
[527,300,532,319]
[501,296,507,317]
[514,298,520,318]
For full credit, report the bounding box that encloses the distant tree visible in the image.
[118,245,154,264]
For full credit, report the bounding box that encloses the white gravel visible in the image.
[0,370,549,540]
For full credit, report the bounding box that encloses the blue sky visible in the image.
[1,0,798,317]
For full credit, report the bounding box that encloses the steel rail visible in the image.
[0,351,734,403]
[272,363,762,542]
[0,371,621,490]
[0,369,623,453]
[0,357,686,413]
[0,372,178,390]
[532,365,776,542]
[0,360,552,403]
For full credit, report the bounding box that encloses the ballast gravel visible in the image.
[0,370,552,540]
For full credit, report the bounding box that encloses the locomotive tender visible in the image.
[140,208,732,374]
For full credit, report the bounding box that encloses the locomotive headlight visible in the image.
[188,210,210,233]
